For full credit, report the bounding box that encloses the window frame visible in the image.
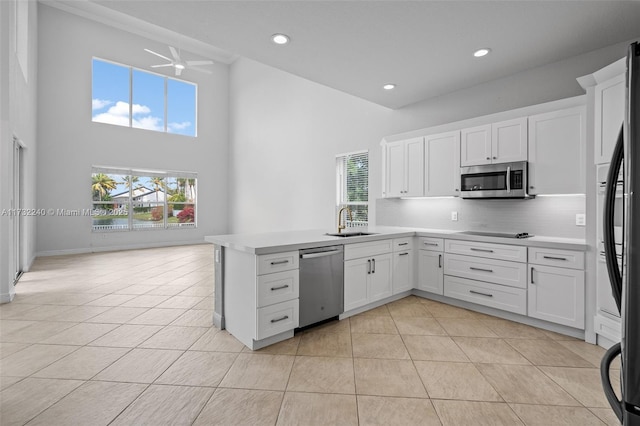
[336,150,369,228]
[91,57,198,137]
[91,166,197,232]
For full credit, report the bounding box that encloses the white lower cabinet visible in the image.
[444,275,526,315]
[344,241,393,312]
[418,250,443,295]
[528,264,585,329]
[392,238,413,294]
[417,237,444,295]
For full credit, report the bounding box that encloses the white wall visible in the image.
[36,5,229,255]
[228,57,395,233]
[0,0,38,302]
[228,40,634,235]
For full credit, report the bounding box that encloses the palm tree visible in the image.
[120,175,139,191]
[187,178,196,202]
[151,177,165,203]
[92,174,117,201]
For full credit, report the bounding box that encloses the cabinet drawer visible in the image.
[444,275,526,315]
[345,239,393,260]
[528,247,584,270]
[444,253,527,289]
[393,237,414,251]
[256,299,299,340]
[257,270,299,308]
[257,251,299,275]
[418,237,444,252]
[445,239,526,262]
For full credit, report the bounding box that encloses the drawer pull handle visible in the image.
[398,242,409,246]
[470,290,493,298]
[470,267,493,273]
[372,258,376,274]
[271,284,289,291]
[270,260,289,265]
[399,252,409,256]
[531,267,535,284]
[368,259,371,274]
[470,248,494,253]
[543,256,567,261]
[424,242,439,246]
[270,315,289,323]
[438,254,442,268]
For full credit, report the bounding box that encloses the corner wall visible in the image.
[36,5,229,256]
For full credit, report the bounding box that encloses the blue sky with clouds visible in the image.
[91,58,196,136]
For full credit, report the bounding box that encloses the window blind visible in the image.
[336,150,369,225]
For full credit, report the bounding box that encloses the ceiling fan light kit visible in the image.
[144,45,214,76]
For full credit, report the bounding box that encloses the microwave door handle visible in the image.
[506,166,511,193]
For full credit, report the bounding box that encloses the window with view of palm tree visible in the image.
[120,175,139,191]
[92,173,117,201]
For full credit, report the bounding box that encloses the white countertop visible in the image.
[205,226,587,254]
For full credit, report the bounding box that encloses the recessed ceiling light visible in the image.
[473,48,491,58]
[271,33,290,45]
[383,84,396,90]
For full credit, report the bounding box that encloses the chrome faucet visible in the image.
[337,206,353,233]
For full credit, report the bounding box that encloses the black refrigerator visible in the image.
[601,41,640,425]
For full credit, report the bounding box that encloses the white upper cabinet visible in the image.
[528,106,586,195]
[424,131,461,196]
[384,137,424,197]
[460,124,491,166]
[461,118,527,166]
[594,73,625,164]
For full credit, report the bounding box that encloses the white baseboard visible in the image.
[0,291,15,304]
[36,239,209,257]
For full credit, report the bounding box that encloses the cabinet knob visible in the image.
[530,186,535,189]
[486,157,490,160]
[492,156,497,159]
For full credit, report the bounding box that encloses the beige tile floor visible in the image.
[0,244,623,425]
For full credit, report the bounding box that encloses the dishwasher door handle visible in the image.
[300,249,342,259]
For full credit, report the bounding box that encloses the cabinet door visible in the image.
[417,250,444,295]
[595,73,625,164]
[369,253,393,302]
[461,124,491,166]
[492,117,527,163]
[405,138,425,196]
[425,131,460,196]
[393,250,413,294]
[528,106,586,195]
[528,265,585,329]
[344,258,370,311]
[385,141,406,197]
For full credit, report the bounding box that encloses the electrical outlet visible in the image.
[576,213,586,226]
[451,211,458,221]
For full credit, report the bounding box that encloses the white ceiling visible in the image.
[60,1,640,109]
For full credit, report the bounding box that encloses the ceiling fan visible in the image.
[144,46,213,76]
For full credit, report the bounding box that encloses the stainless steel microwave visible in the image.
[460,161,532,199]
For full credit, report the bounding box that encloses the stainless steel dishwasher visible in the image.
[298,245,344,328]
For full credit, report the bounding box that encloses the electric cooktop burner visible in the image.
[457,231,534,239]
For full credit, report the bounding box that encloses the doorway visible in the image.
[13,136,24,285]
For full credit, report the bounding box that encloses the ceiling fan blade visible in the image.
[186,60,214,66]
[189,66,213,75]
[169,46,180,61]
[144,48,172,62]
[150,64,173,68]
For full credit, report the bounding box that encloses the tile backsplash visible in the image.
[376,195,586,239]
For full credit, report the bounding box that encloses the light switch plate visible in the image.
[451,211,458,221]
[576,213,586,226]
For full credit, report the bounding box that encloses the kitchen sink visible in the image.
[325,231,377,237]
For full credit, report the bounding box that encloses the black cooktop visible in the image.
[457,231,534,239]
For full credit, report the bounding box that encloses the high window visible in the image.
[92,58,197,137]
[336,150,369,227]
[91,167,197,232]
